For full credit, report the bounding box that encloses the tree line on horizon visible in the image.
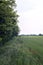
[19,33,43,36]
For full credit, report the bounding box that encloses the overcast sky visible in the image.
[16,0,43,35]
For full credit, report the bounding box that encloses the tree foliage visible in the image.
[0,0,19,45]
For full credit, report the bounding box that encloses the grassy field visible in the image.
[0,36,43,65]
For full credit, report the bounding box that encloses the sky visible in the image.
[16,0,43,35]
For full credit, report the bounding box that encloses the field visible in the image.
[0,36,43,65]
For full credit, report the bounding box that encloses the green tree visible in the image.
[0,0,19,45]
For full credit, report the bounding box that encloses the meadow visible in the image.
[0,36,43,65]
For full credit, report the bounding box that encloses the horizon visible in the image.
[18,33,43,35]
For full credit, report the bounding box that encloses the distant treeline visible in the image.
[19,33,43,36]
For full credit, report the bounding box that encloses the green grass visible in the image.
[0,36,43,65]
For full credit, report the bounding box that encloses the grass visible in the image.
[0,36,43,65]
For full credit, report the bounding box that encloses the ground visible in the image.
[0,36,43,65]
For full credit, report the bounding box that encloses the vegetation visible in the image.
[0,36,43,65]
[0,0,19,45]
[0,0,43,65]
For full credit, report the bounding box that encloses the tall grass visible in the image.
[0,36,43,65]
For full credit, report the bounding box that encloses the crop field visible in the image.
[0,36,43,65]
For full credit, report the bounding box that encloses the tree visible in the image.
[39,33,43,36]
[0,0,19,45]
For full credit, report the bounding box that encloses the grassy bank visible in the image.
[0,36,43,65]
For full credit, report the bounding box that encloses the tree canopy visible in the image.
[0,0,19,45]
